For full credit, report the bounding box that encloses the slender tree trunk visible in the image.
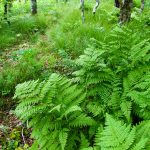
[115,0,120,8]
[8,1,13,12]
[119,0,133,24]
[80,0,84,23]
[4,0,10,25]
[4,1,8,20]
[141,0,144,11]
[93,0,100,14]
[31,0,37,15]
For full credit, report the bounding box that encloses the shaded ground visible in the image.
[0,31,52,149]
[0,42,34,149]
[0,42,32,70]
[0,110,33,149]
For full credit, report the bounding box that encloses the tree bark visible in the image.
[31,0,37,15]
[4,1,8,20]
[80,0,85,23]
[119,0,133,24]
[4,0,10,25]
[115,0,120,8]
[93,0,100,14]
[141,0,144,11]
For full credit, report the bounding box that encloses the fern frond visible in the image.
[69,113,96,127]
[127,71,150,119]
[133,120,150,150]
[80,132,90,149]
[121,101,132,122]
[98,114,136,149]
[13,79,40,99]
[87,102,104,117]
[14,73,88,149]
[59,129,68,150]
[131,138,148,150]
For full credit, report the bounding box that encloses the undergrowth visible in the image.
[0,0,150,149]
[13,8,150,149]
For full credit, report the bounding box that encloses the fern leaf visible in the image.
[59,129,68,150]
[99,114,135,149]
[69,113,96,127]
[131,138,148,150]
[136,120,150,140]
[60,105,82,119]
[121,101,132,122]
[80,132,90,149]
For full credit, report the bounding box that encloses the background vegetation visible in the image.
[0,0,150,149]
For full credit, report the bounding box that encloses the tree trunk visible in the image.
[4,0,10,25]
[93,0,100,14]
[31,0,37,15]
[80,0,85,23]
[8,1,13,12]
[141,0,144,11]
[4,1,8,20]
[115,0,120,8]
[119,0,133,24]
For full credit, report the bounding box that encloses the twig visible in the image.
[22,127,26,145]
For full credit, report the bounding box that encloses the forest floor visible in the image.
[0,111,33,149]
[0,28,51,148]
[1,42,31,69]
[0,41,36,149]
[1,0,149,149]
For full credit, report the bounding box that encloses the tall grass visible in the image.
[0,0,149,107]
[47,0,116,56]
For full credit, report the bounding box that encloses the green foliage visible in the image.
[95,114,149,150]
[48,3,114,56]
[0,123,30,150]
[0,14,48,50]
[0,48,41,96]
[0,0,149,149]
[14,12,150,148]
[14,73,98,149]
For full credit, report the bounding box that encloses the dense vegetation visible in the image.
[0,0,150,149]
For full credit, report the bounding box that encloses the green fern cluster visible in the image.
[95,114,150,150]
[14,23,150,149]
[14,73,96,150]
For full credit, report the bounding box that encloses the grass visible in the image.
[48,0,116,56]
[0,0,149,106]
[0,14,49,51]
[0,0,58,106]
[0,0,58,52]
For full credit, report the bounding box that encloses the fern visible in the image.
[14,22,150,149]
[80,132,90,149]
[14,73,95,150]
[59,129,69,150]
[127,71,150,119]
[95,115,149,150]
[87,102,105,117]
[98,114,136,149]
[135,120,150,149]
[120,101,132,122]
